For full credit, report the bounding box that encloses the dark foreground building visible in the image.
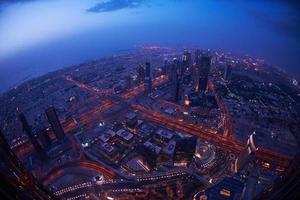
[0,130,58,200]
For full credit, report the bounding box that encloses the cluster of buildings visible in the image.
[0,47,299,199]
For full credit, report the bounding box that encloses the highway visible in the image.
[131,104,292,167]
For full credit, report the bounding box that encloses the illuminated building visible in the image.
[205,177,244,200]
[259,151,300,200]
[144,62,152,93]
[0,130,58,200]
[235,132,258,174]
[182,50,192,68]
[45,107,65,140]
[18,113,44,155]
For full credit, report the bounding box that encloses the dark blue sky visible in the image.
[0,0,299,92]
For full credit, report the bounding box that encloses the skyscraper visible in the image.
[0,129,58,200]
[182,50,192,72]
[137,64,145,84]
[162,59,168,75]
[144,62,152,93]
[224,62,232,81]
[18,113,44,155]
[234,133,258,174]
[37,128,51,149]
[198,55,211,92]
[45,107,65,140]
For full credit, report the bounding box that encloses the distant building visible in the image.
[183,50,192,68]
[169,59,181,102]
[18,113,44,155]
[198,55,211,92]
[162,59,168,75]
[224,63,232,81]
[126,112,138,129]
[144,62,152,93]
[45,107,65,140]
[125,75,132,89]
[137,64,145,84]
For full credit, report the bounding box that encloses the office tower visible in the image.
[18,113,44,155]
[144,62,152,93]
[162,59,168,75]
[137,64,145,84]
[182,50,192,74]
[168,59,177,83]
[126,112,138,129]
[234,133,258,174]
[45,107,65,140]
[195,49,202,64]
[37,128,51,149]
[169,59,181,102]
[224,63,232,81]
[0,130,58,200]
[198,55,211,92]
[172,71,180,102]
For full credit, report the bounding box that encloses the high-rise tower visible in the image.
[18,113,44,155]
[45,107,65,140]
[144,62,152,93]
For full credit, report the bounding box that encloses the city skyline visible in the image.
[0,1,299,200]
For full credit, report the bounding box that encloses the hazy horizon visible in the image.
[0,0,299,93]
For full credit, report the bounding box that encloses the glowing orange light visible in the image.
[184,99,190,106]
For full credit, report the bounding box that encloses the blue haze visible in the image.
[0,0,299,92]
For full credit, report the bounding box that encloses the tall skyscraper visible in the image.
[0,130,58,200]
[37,128,51,149]
[144,62,152,93]
[162,59,168,75]
[45,107,65,140]
[173,71,180,102]
[198,55,211,92]
[169,59,181,102]
[224,62,232,81]
[137,64,145,84]
[18,113,44,155]
[182,50,192,71]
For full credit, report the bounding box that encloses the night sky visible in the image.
[0,0,299,92]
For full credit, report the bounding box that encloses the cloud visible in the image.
[87,0,147,13]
